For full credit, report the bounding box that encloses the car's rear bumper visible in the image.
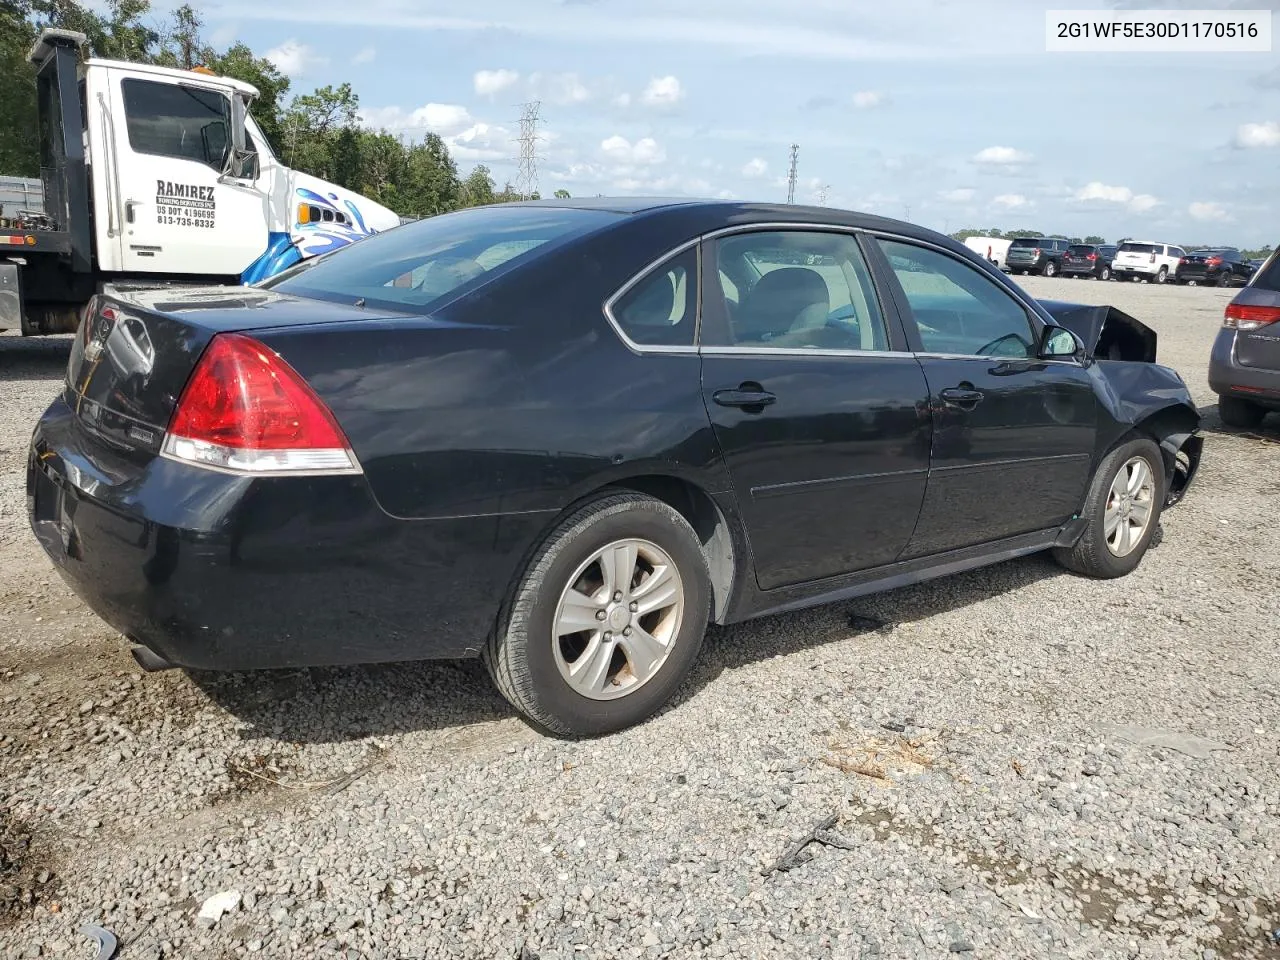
[28,398,546,671]
[1208,329,1280,410]
[1061,263,1101,275]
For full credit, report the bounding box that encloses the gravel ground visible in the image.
[0,277,1277,960]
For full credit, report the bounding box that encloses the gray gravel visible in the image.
[1,277,1278,959]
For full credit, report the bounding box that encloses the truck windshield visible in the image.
[262,205,622,313]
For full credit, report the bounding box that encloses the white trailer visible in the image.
[0,30,399,335]
[964,236,1012,270]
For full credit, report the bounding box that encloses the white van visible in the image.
[1112,241,1185,284]
[964,236,1012,270]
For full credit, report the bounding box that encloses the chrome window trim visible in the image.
[602,238,702,356]
[700,346,916,360]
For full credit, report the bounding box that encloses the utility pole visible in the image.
[515,101,542,200]
[816,184,831,206]
[903,204,911,222]
[786,144,799,204]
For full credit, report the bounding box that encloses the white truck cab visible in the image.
[0,29,399,334]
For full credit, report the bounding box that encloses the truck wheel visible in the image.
[1154,267,1168,284]
[1042,260,1057,278]
[1218,395,1266,429]
[1053,437,1164,580]
[485,492,711,737]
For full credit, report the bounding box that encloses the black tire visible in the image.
[1042,260,1057,278]
[1154,266,1168,284]
[1053,437,1165,579]
[485,492,711,737]
[1099,266,1111,281]
[1216,270,1232,288]
[1218,394,1266,429]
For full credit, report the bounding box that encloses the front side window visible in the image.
[610,247,697,347]
[705,230,888,351]
[877,239,1036,358]
[122,79,230,169]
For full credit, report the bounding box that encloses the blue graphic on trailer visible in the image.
[240,188,381,285]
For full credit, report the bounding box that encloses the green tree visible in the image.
[282,82,360,177]
[554,189,571,199]
[460,164,496,206]
[1083,235,1106,245]
[0,0,39,176]
[207,43,290,155]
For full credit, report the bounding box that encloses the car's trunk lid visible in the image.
[64,284,404,457]
[1232,286,1280,370]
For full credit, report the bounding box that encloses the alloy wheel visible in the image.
[552,538,685,700]
[1104,456,1156,558]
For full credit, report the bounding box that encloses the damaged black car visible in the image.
[27,199,1203,736]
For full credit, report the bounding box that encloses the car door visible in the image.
[698,228,932,590]
[106,70,268,277]
[869,237,1099,558]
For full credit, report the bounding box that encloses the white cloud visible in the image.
[531,72,592,105]
[360,103,475,137]
[351,46,376,65]
[852,90,884,109]
[265,39,323,77]
[1234,121,1280,148]
[972,145,1032,165]
[641,75,684,106]
[600,135,666,165]
[993,193,1028,209]
[613,93,632,108]
[1189,201,1230,222]
[939,187,975,202]
[717,189,737,200]
[742,157,769,178]
[1073,181,1160,213]
[447,122,510,161]
[474,69,519,97]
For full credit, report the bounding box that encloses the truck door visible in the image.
[105,68,267,277]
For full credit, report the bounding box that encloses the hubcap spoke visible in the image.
[557,589,603,637]
[619,626,667,682]
[570,634,614,694]
[1104,508,1122,537]
[603,542,637,599]
[631,564,679,616]
[1127,461,1149,495]
[1129,499,1151,524]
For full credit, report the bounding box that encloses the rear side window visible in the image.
[1254,255,1280,292]
[265,206,621,314]
[1009,238,1041,248]
[610,248,696,347]
[122,79,230,169]
[1068,245,1094,255]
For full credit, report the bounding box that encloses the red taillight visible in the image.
[1179,257,1187,264]
[1207,256,1223,266]
[1087,253,1097,260]
[1033,248,1041,257]
[1224,302,1280,331]
[163,333,359,475]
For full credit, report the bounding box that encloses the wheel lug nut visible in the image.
[596,610,607,621]
[629,601,638,612]
[613,591,623,602]
[603,632,612,641]
[623,627,632,637]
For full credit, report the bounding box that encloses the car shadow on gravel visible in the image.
[0,334,72,380]
[1198,401,1280,443]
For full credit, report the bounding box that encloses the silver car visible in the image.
[1209,249,1280,428]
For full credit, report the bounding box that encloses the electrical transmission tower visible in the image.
[816,184,831,206]
[786,144,799,204]
[515,101,542,200]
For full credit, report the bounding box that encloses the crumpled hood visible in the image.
[1036,299,1158,363]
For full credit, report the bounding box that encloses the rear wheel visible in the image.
[1217,270,1232,288]
[1099,265,1111,281]
[1043,260,1058,278]
[485,492,711,737]
[1154,266,1168,284]
[1218,394,1266,429]
[1053,437,1165,579]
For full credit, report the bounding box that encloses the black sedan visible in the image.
[1176,248,1254,287]
[28,199,1204,736]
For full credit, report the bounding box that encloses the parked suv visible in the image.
[1005,236,1070,276]
[1113,241,1185,284]
[1176,247,1254,287]
[1209,247,1280,428]
[1061,243,1117,280]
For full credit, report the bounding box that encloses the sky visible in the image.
[195,0,1280,246]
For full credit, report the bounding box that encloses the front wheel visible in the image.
[485,492,711,737]
[1043,260,1057,278]
[1053,437,1165,579]
[1217,270,1232,288]
[1154,266,1168,284]
[1099,266,1111,281]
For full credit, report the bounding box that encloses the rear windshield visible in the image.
[1119,243,1157,254]
[1009,238,1043,248]
[1067,245,1095,255]
[263,206,622,313]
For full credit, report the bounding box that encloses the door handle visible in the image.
[713,385,776,409]
[125,200,138,224]
[940,387,984,407]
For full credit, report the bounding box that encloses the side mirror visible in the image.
[230,94,247,153]
[1039,325,1085,360]
[230,150,259,180]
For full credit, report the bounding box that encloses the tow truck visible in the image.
[0,29,400,335]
